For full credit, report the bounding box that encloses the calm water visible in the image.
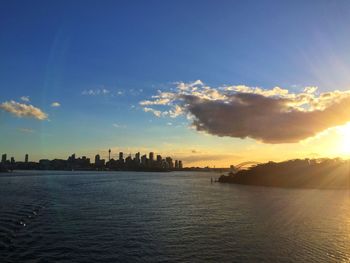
[0,171,349,262]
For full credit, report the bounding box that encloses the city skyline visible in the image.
[3,1,350,166]
[1,150,184,171]
[1,150,186,166]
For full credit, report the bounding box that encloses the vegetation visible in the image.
[219,158,350,189]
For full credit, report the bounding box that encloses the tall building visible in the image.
[1,154,7,163]
[119,152,124,161]
[95,154,100,164]
[179,160,183,169]
[141,154,147,166]
[175,160,179,169]
[165,157,173,169]
[108,149,111,161]
[10,157,15,164]
[25,154,28,163]
[149,152,154,162]
[156,155,162,168]
[135,152,140,164]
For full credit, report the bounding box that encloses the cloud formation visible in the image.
[51,102,61,107]
[140,80,350,143]
[82,88,110,96]
[18,128,35,133]
[0,100,48,120]
[112,123,127,128]
[20,96,30,102]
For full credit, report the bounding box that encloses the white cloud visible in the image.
[82,88,110,96]
[51,102,60,107]
[18,128,35,133]
[143,107,162,117]
[0,100,48,120]
[140,80,350,143]
[20,96,30,102]
[112,123,127,128]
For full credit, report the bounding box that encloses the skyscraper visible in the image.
[108,149,111,161]
[1,154,7,163]
[141,154,147,166]
[165,157,173,169]
[135,152,140,164]
[25,154,28,163]
[149,152,154,162]
[95,154,100,164]
[119,152,123,161]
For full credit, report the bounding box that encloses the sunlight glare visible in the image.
[338,122,350,155]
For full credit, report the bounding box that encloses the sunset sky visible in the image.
[2,0,350,167]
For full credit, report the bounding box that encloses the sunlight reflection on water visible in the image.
[0,171,349,262]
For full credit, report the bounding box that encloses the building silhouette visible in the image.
[0,150,184,172]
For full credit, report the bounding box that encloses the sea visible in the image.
[0,171,349,262]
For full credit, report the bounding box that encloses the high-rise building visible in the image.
[108,149,111,161]
[95,154,100,164]
[1,154,7,163]
[156,155,162,167]
[165,157,173,169]
[119,152,124,161]
[175,160,179,169]
[135,152,140,164]
[141,154,147,166]
[10,157,15,164]
[25,154,28,163]
[179,160,183,169]
[125,155,132,167]
[149,152,154,162]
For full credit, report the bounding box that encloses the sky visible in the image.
[2,0,350,167]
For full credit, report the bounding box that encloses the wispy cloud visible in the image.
[140,80,350,143]
[51,102,60,107]
[0,100,48,120]
[20,96,30,102]
[143,107,162,117]
[82,88,110,96]
[18,127,35,133]
[112,123,127,128]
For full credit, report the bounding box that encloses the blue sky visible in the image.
[2,0,350,166]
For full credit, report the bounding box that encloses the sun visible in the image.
[337,122,350,155]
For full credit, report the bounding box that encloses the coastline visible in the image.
[219,159,350,189]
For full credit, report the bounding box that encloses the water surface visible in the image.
[0,171,349,262]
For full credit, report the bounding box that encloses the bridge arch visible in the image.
[234,161,261,170]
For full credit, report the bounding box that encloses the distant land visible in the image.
[219,158,350,189]
[0,151,229,173]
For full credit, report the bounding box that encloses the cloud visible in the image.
[18,128,35,133]
[112,123,127,128]
[143,107,162,117]
[82,88,110,96]
[20,96,30,102]
[0,100,48,120]
[51,102,60,107]
[140,80,350,143]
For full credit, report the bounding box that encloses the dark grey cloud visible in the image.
[183,93,350,143]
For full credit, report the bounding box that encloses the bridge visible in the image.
[233,161,261,171]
